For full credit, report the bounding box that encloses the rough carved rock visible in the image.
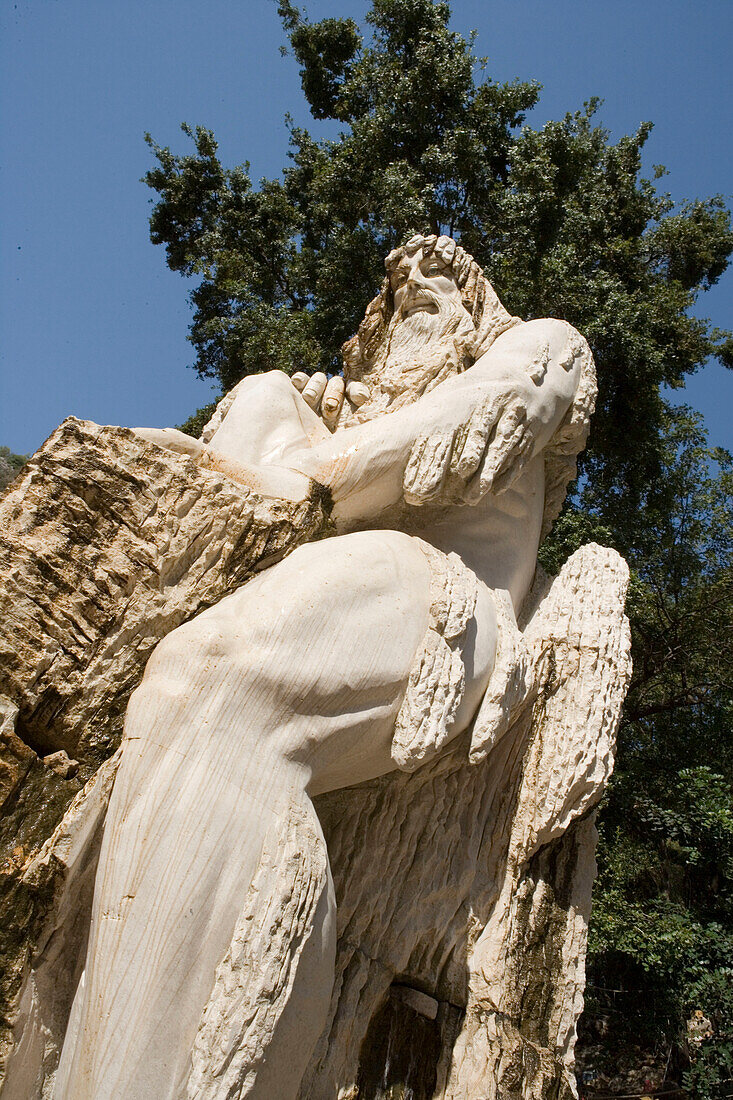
[0,417,329,768]
[2,543,630,1098]
[0,419,329,1078]
[2,752,119,1099]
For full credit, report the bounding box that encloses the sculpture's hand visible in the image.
[291,372,370,430]
[403,318,589,507]
[451,389,535,499]
[403,385,535,505]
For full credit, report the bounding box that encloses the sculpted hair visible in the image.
[341,233,521,380]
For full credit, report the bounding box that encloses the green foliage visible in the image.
[599,410,732,734]
[143,0,732,511]
[0,447,27,493]
[175,403,218,439]
[577,415,733,1093]
[143,0,733,1084]
[143,0,541,384]
[588,758,733,1094]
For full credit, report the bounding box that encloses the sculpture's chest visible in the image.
[410,456,545,605]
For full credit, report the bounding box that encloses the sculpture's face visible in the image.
[340,240,477,419]
[344,247,477,411]
[389,250,465,319]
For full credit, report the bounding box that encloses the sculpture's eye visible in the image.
[424,262,446,278]
[391,270,409,290]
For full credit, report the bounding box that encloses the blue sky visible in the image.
[2,0,732,455]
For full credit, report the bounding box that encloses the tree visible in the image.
[0,447,27,493]
[144,0,732,515]
[144,0,733,1088]
[542,413,733,1094]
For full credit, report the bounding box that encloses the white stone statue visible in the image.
[52,234,598,1099]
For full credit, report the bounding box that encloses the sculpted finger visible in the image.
[321,376,346,427]
[301,372,328,410]
[454,472,486,506]
[291,372,309,393]
[478,409,528,495]
[486,407,524,467]
[404,429,456,504]
[345,381,370,408]
[491,430,535,494]
[450,399,498,481]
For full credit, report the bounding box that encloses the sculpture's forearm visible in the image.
[131,427,205,457]
[284,319,586,515]
[283,396,450,514]
[468,318,585,457]
[131,426,312,503]
[403,319,588,506]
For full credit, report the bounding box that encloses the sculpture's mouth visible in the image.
[402,296,438,317]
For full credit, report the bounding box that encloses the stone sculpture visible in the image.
[0,234,631,1099]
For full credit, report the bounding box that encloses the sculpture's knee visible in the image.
[124,613,246,742]
[260,368,298,391]
[145,614,233,678]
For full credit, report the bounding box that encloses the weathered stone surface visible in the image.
[0,419,329,1081]
[0,699,35,813]
[0,416,329,767]
[2,752,120,1098]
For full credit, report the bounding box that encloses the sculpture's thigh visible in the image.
[130,528,493,792]
[131,529,431,793]
[56,532,495,1099]
[59,533,436,1099]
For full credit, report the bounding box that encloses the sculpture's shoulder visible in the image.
[471,315,590,376]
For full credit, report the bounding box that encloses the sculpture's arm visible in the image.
[283,318,586,519]
[402,317,588,505]
[130,425,312,503]
[131,427,205,458]
[130,369,326,501]
[473,318,585,451]
[130,317,586,517]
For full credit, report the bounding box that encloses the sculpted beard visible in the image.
[348,288,477,421]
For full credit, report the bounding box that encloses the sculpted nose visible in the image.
[405,267,427,293]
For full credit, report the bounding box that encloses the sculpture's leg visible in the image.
[55,531,496,1100]
[206,368,330,466]
[54,740,323,1100]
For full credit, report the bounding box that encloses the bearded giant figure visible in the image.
[0,236,631,1100]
